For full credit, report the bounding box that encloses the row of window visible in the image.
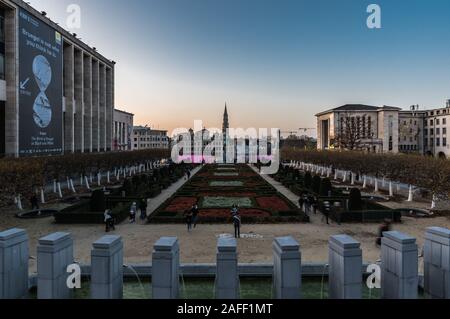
[425,118,448,126]
[399,145,419,151]
[134,137,168,142]
[425,128,448,136]
[425,138,448,147]
[134,144,168,149]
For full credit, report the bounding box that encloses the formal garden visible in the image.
[148,164,307,224]
[271,164,402,223]
[53,163,193,224]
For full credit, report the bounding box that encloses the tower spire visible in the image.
[223,103,229,134]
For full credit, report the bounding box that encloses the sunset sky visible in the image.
[29,0,450,136]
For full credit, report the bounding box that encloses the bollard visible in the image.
[215,237,239,299]
[273,236,302,299]
[424,227,450,299]
[0,229,29,299]
[381,231,418,299]
[328,235,362,299]
[91,235,123,299]
[152,237,180,299]
[37,232,74,299]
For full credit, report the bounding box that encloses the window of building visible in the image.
[437,119,440,125]
[436,128,440,135]
[444,138,447,147]
[436,138,440,147]
[430,120,434,126]
[444,118,447,125]
[444,128,447,135]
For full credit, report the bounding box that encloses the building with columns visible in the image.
[316,101,450,158]
[316,104,401,154]
[0,0,115,157]
[113,109,134,151]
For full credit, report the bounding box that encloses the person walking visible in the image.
[376,219,392,246]
[298,195,304,212]
[104,209,115,232]
[322,201,331,225]
[139,199,148,221]
[191,202,200,228]
[30,194,39,210]
[184,210,193,232]
[232,212,241,239]
[312,196,318,214]
[129,202,137,223]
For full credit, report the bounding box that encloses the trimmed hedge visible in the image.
[54,201,129,224]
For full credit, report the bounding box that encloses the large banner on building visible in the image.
[18,8,63,156]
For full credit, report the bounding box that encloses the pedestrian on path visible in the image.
[129,202,137,223]
[184,209,193,232]
[322,201,331,225]
[139,198,148,220]
[191,202,199,228]
[232,212,241,239]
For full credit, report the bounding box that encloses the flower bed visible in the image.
[202,196,252,208]
[209,181,244,187]
[165,197,198,212]
[256,196,291,211]
[149,164,307,224]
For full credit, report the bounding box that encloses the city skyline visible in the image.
[28,0,450,134]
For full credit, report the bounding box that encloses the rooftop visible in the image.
[316,104,402,117]
[10,0,114,66]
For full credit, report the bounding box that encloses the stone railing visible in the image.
[1,227,449,299]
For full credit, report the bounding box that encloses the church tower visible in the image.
[222,103,229,135]
[222,104,229,163]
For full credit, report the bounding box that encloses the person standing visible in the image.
[129,202,137,223]
[232,212,241,239]
[139,199,148,220]
[184,210,193,232]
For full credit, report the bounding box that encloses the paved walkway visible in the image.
[249,165,301,208]
[145,165,203,218]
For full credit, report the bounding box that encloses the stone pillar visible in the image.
[106,67,114,152]
[83,54,92,152]
[381,231,418,299]
[74,48,84,152]
[92,59,100,152]
[4,8,19,157]
[90,235,123,299]
[0,228,29,299]
[37,232,74,299]
[273,236,301,299]
[215,237,239,299]
[328,235,362,299]
[424,227,450,299]
[152,237,180,299]
[63,43,75,153]
[99,64,106,152]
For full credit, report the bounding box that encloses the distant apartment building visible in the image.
[316,101,450,159]
[132,126,169,150]
[113,109,134,151]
